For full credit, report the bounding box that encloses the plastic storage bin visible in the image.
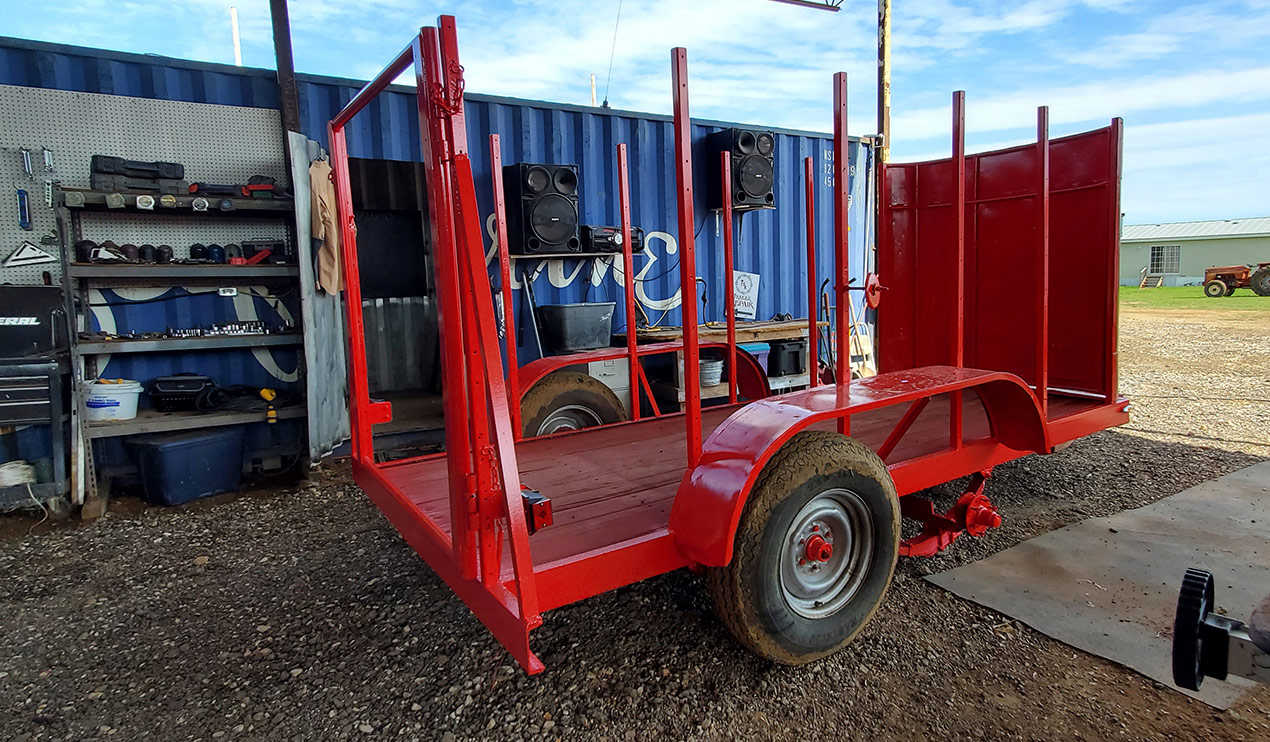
[126,428,245,506]
[739,342,770,375]
[537,302,615,355]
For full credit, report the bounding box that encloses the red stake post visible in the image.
[671,48,702,466]
[721,153,737,403]
[950,90,966,450]
[832,72,851,434]
[1035,106,1050,420]
[617,143,641,421]
[490,134,521,437]
[804,156,818,387]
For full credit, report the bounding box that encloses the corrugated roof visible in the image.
[1122,217,1270,242]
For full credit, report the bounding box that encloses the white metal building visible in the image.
[1120,217,1270,286]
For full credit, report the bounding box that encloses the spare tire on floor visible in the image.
[520,371,627,438]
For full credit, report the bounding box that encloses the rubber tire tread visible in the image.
[1203,280,1227,298]
[705,430,900,665]
[519,371,627,438]
[1251,267,1270,297]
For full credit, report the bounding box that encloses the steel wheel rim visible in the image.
[779,488,874,619]
[537,404,603,435]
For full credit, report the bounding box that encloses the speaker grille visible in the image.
[504,163,581,254]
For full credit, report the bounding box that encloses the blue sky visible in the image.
[9,0,1269,224]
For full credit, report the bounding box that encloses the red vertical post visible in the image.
[1035,107,1049,420]
[1105,118,1124,404]
[803,156,818,388]
[832,72,851,434]
[617,143,641,421]
[490,134,521,437]
[950,90,966,450]
[416,28,477,577]
[671,48,702,466]
[721,154,737,403]
[326,125,373,463]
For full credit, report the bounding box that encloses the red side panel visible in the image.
[880,121,1122,401]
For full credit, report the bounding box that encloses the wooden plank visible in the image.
[614,319,826,344]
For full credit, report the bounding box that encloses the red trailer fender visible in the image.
[668,366,1049,566]
[515,342,771,406]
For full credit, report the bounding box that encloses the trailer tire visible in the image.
[1252,267,1270,297]
[1203,280,1228,298]
[706,430,900,665]
[520,371,627,437]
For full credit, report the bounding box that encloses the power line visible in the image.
[601,0,623,108]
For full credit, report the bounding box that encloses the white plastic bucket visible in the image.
[84,379,143,421]
[700,359,725,387]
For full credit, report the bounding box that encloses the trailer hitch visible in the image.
[898,470,1001,557]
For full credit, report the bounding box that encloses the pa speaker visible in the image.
[503,163,581,255]
[706,128,776,212]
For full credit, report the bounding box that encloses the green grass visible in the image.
[1119,285,1270,313]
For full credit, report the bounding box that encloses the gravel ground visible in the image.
[2,306,1268,741]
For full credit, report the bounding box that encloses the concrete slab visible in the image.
[928,460,1270,709]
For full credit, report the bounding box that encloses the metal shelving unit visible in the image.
[85,404,306,439]
[61,188,293,215]
[57,185,306,504]
[67,263,298,280]
[76,334,302,354]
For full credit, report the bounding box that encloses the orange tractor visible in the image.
[1203,263,1270,297]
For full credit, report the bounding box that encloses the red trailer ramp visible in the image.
[328,15,1128,674]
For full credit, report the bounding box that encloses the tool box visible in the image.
[126,427,245,506]
[90,173,189,194]
[91,155,185,180]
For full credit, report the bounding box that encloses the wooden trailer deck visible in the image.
[370,388,1110,594]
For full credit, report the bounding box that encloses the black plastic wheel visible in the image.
[706,431,900,665]
[1251,267,1270,297]
[1203,280,1228,298]
[520,371,626,438]
[1172,567,1214,691]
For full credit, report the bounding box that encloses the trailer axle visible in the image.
[898,470,1001,557]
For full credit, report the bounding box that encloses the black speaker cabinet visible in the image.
[706,128,776,211]
[503,163,581,255]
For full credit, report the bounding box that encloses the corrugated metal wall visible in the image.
[0,36,875,368]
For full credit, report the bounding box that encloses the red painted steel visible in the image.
[898,470,999,557]
[1104,119,1124,404]
[671,48,702,465]
[669,366,1051,566]
[1035,107,1050,419]
[326,126,386,462]
[329,15,1130,675]
[415,27,478,579]
[832,72,850,409]
[721,154,738,403]
[329,43,413,131]
[617,143,641,421]
[489,134,520,436]
[804,156,819,387]
[514,341,770,418]
[950,91,966,451]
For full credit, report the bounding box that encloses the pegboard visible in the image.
[0,84,290,283]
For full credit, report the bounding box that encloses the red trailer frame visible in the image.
[328,16,1129,674]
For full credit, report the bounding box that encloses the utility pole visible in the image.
[269,0,302,162]
[877,0,891,163]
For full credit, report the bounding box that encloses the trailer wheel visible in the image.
[706,430,900,665]
[1252,267,1270,297]
[520,371,627,437]
[1203,280,1228,298]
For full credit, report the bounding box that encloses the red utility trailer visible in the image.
[328,16,1129,674]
